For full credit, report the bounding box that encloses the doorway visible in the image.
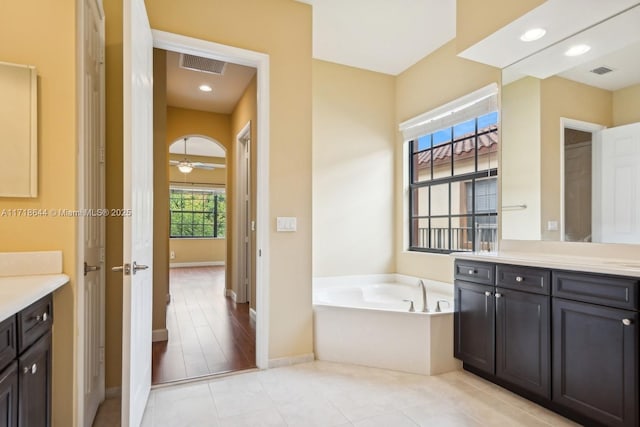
[151,45,260,384]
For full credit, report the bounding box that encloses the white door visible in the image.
[595,123,640,243]
[120,0,154,425]
[80,0,106,425]
[236,124,251,303]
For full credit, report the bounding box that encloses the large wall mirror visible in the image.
[501,5,640,244]
[0,61,38,197]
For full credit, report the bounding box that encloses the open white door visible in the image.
[594,122,640,243]
[119,0,154,425]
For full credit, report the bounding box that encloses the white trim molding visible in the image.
[152,329,168,342]
[268,353,315,369]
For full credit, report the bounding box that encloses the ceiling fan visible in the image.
[169,137,226,173]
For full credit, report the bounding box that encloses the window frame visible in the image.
[169,187,226,239]
[408,115,498,254]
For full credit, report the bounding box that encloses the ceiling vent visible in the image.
[590,66,614,75]
[179,54,227,75]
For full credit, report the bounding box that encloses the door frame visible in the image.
[559,118,605,242]
[235,121,251,304]
[153,30,270,369]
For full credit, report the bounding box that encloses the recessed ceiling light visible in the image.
[520,28,546,42]
[199,84,213,92]
[564,44,591,57]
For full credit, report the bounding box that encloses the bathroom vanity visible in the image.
[0,252,69,427]
[453,252,639,427]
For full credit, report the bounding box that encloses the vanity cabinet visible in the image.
[454,261,551,399]
[454,259,640,427]
[552,271,638,427]
[0,294,52,427]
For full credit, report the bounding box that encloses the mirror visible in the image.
[501,5,640,243]
[0,61,37,197]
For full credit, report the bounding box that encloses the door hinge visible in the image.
[99,147,105,164]
[99,347,105,363]
[258,249,262,257]
[99,248,105,263]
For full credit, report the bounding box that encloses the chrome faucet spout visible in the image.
[418,279,428,312]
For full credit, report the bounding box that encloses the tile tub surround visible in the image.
[313,274,460,375]
[0,251,69,322]
[123,361,579,426]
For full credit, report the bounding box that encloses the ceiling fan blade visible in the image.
[191,162,226,170]
[169,160,180,166]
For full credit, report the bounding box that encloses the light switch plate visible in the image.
[276,216,297,232]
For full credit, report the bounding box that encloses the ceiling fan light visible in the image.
[177,162,193,174]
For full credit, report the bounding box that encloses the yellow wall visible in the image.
[613,83,640,126]
[501,77,542,240]
[230,76,258,308]
[105,0,313,387]
[539,76,612,240]
[395,40,500,282]
[170,239,226,264]
[456,0,545,53]
[0,1,77,425]
[312,60,396,276]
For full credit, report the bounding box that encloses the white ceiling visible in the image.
[458,0,640,69]
[298,0,456,75]
[169,136,226,158]
[503,4,640,91]
[166,51,256,114]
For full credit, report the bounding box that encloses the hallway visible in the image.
[152,266,256,384]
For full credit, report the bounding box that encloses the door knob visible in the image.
[112,263,131,275]
[84,261,101,276]
[132,261,149,275]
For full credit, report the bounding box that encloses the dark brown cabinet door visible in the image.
[18,332,50,427]
[495,288,550,398]
[0,362,18,427]
[553,298,638,427]
[454,281,495,374]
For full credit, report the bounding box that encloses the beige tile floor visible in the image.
[93,361,580,427]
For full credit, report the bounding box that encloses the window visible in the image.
[170,188,226,238]
[408,111,498,253]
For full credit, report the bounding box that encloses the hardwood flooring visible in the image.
[151,266,256,385]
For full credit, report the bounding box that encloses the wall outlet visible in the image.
[547,220,558,231]
[170,251,176,259]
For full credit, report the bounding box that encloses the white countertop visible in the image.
[452,251,640,278]
[0,274,70,323]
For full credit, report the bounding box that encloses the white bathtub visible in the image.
[313,274,461,375]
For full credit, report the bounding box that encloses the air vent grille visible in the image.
[590,66,614,75]
[180,54,227,75]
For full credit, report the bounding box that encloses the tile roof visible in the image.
[416,131,498,167]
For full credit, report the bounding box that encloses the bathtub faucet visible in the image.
[418,280,429,312]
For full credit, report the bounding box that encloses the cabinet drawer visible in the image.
[497,264,551,295]
[454,260,495,285]
[17,295,53,354]
[0,316,16,373]
[553,271,639,311]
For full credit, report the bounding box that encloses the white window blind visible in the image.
[399,83,498,141]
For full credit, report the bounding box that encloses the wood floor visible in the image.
[151,266,256,384]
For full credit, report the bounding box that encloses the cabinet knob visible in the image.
[515,276,524,282]
[36,312,48,322]
[23,363,37,375]
[495,293,502,298]
[622,319,633,326]
[484,291,492,297]
[468,269,475,275]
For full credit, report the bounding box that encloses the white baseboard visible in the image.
[268,353,315,369]
[225,289,237,302]
[249,308,256,325]
[152,328,168,342]
[105,387,120,399]
[170,261,225,268]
